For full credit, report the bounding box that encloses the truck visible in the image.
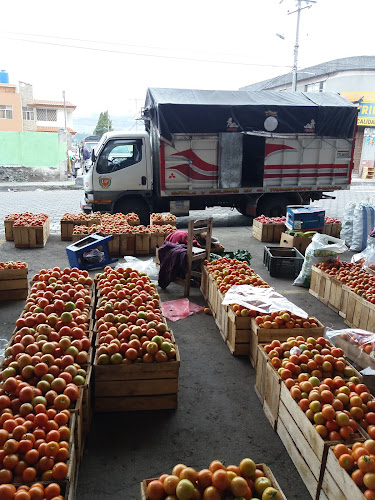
[81,88,357,224]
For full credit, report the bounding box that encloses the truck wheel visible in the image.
[256,195,290,217]
[115,198,150,226]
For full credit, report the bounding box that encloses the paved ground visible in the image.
[0,184,372,499]
[1,184,375,234]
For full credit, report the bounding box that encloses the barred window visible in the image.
[23,107,34,120]
[0,105,13,119]
[36,108,57,121]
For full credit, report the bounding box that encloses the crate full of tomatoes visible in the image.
[0,261,28,301]
[253,215,286,243]
[93,266,180,412]
[5,212,50,248]
[141,458,287,500]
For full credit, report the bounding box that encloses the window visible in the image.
[304,81,324,92]
[97,139,143,174]
[0,105,13,119]
[36,108,57,121]
[23,107,34,120]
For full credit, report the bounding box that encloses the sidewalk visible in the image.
[0,173,374,191]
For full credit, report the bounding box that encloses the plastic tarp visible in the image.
[161,298,204,322]
[221,285,308,318]
[144,88,357,141]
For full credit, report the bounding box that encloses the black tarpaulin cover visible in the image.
[144,88,357,141]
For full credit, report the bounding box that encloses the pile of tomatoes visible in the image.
[95,266,177,365]
[325,216,341,224]
[339,329,375,356]
[254,215,286,225]
[61,212,101,222]
[0,481,66,499]
[146,458,282,500]
[205,258,269,294]
[0,262,27,270]
[317,261,375,304]
[150,213,176,224]
[255,311,319,330]
[0,266,94,490]
[11,213,49,228]
[334,440,375,498]
[264,336,356,380]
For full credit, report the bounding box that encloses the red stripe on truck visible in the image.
[264,171,348,179]
[264,144,296,159]
[168,164,218,181]
[171,149,218,173]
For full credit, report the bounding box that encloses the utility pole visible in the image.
[288,0,316,91]
[62,90,69,177]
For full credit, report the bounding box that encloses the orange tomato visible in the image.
[208,460,226,473]
[358,455,375,473]
[146,480,164,500]
[212,469,229,490]
[338,454,354,470]
[197,469,212,489]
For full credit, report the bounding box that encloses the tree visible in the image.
[93,111,113,135]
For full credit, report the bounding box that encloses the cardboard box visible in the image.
[286,205,325,231]
[280,232,311,255]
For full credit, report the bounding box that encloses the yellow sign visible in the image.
[358,117,375,126]
[341,92,375,103]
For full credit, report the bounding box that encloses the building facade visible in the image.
[0,83,22,132]
[241,56,375,176]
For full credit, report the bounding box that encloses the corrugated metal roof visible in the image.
[28,100,76,109]
[240,56,375,91]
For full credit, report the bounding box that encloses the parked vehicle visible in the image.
[81,88,357,224]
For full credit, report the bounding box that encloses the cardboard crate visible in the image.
[253,219,286,242]
[135,233,151,255]
[286,205,325,231]
[280,232,312,255]
[140,463,287,500]
[277,383,365,500]
[94,347,180,412]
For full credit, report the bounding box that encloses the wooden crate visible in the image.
[254,344,362,432]
[335,336,375,371]
[61,220,75,241]
[249,317,324,367]
[226,307,250,355]
[14,219,50,248]
[135,233,151,255]
[253,220,286,242]
[119,233,136,255]
[140,463,287,500]
[200,265,209,300]
[150,233,165,254]
[0,267,28,300]
[4,220,14,241]
[320,444,368,500]
[344,289,375,332]
[277,383,365,500]
[0,268,28,280]
[309,266,344,313]
[94,347,180,412]
[107,234,120,256]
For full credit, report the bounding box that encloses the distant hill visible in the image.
[73,114,141,136]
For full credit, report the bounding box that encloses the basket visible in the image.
[263,246,304,278]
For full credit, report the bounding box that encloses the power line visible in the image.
[1,33,292,70]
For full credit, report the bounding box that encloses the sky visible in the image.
[1,0,374,121]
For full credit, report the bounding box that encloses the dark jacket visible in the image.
[158,242,187,289]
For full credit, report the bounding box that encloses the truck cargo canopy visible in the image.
[144,88,357,142]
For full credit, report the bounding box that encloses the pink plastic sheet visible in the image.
[161,298,204,322]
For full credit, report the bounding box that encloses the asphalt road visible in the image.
[1,184,375,233]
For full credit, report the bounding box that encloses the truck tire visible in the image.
[114,198,150,226]
[256,195,290,218]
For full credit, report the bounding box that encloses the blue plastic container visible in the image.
[0,70,9,83]
[285,205,325,231]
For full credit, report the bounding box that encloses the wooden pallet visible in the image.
[252,220,286,242]
[277,383,365,500]
[140,463,287,500]
[94,347,180,412]
[13,218,50,248]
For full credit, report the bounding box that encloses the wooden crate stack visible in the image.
[61,217,100,241]
[0,266,28,300]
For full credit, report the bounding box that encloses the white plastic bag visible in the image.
[222,285,308,318]
[294,233,348,288]
[116,256,159,282]
[351,240,375,268]
[350,203,375,252]
[340,202,356,246]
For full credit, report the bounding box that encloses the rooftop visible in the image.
[28,100,76,109]
[240,55,375,91]
[37,126,77,135]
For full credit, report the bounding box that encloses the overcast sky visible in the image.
[1,0,373,120]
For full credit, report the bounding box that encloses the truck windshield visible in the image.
[96,139,143,174]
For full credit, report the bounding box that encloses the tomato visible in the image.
[176,479,195,500]
[163,475,179,495]
[208,460,226,473]
[212,469,229,490]
[339,454,355,470]
[358,455,375,473]
[230,476,248,496]
[0,484,16,500]
[364,473,375,490]
[364,490,375,500]
[352,469,365,486]
[239,458,256,478]
[197,469,212,489]
[262,486,281,499]
[146,480,164,500]
[202,486,221,500]
[254,477,272,494]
